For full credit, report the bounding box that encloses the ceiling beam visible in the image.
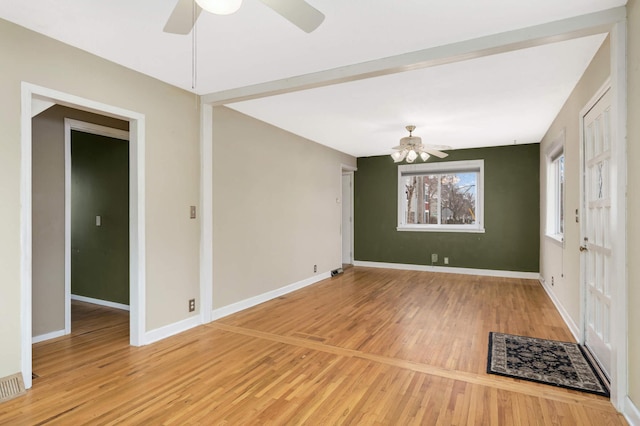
[202,6,625,106]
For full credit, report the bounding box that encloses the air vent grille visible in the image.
[0,373,26,403]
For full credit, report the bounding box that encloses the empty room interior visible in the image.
[1,0,640,424]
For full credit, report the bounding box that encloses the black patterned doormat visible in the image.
[487,332,609,397]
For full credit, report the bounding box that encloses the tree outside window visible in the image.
[398,160,484,233]
[404,173,477,225]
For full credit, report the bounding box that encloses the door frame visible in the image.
[341,164,357,265]
[578,20,627,408]
[607,22,628,410]
[579,83,612,374]
[21,82,146,389]
[64,119,131,334]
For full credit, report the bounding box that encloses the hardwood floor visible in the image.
[0,267,627,425]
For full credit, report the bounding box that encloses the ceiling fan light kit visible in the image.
[391,125,449,163]
[391,148,427,163]
[196,0,242,15]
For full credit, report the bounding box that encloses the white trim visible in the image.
[545,129,566,158]
[609,20,628,411]
[64,119,130,336]
[341,169,355,265]
[20,84,33,390]
[353,261,539,280]
[144,315,201,345]
[539,278,580,341]
[340,163,357,172]
[200,104,213,324]
[545,129,566,242]
[211,272,331,320]
[32,330,66,344]
[129,117,146,347]
[21,82,146,390]
[71,294,130,311]
[581,81,613,117]
[545,234,564,246]
[65,119,129,141]
[398,159,483,174]
[397,225,485,233]
[64,123,71,335]
[624,396,640,426]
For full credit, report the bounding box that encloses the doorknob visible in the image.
[579,245,588,252]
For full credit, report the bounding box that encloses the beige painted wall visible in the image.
[539,37,610,331]
[31,106,128,338]
[212,107,356,308]
[0,18,200,378]
[627,0,640,407]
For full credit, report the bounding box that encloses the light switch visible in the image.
[190,206,196,219]
[96,215,101,226]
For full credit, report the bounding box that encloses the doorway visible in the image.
[341,170,355,266]
[65,120,130,331]
[21,83,146,389]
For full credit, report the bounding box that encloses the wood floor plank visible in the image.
[0,267,627,425]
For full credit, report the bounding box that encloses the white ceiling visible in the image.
[0,0,624,157]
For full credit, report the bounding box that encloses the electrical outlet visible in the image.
[551,276,555,286]
[188,298,195,312]
[444,257,449,265]
[431,254,438,263]
[314,264,317,273]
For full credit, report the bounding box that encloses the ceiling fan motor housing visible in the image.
[400,135,422,148]
[391,125,448,163]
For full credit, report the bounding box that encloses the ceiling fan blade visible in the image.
[427,144,453,151]
[164,0,202,35]
[391,145,404,150]
[422,147,449,159]
[259,0,325,33]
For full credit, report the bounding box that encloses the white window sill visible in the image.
[546,233,564,247]
[397,225,486,234]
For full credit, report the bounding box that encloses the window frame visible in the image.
[546,131,565,244]
[397,159,485,233]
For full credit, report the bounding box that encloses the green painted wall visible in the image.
[71,130,129,304]
[354,143,540,272]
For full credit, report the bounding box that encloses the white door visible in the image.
[341,173,353,265]
[582,88,612,378]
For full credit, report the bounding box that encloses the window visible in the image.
[546,138,564,242]
[397,160,484,232]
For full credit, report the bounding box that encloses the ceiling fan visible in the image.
[391,125,450,163]
[164,0,325,34]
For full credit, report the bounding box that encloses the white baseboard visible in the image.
[139,273,330,346]
[538,278,580,342]
[71,294,130,311]
[32,329,66,344]
[211,272,331,321]
[353,261,540,280]
[144,315,201,345]
[625,396,640,426]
